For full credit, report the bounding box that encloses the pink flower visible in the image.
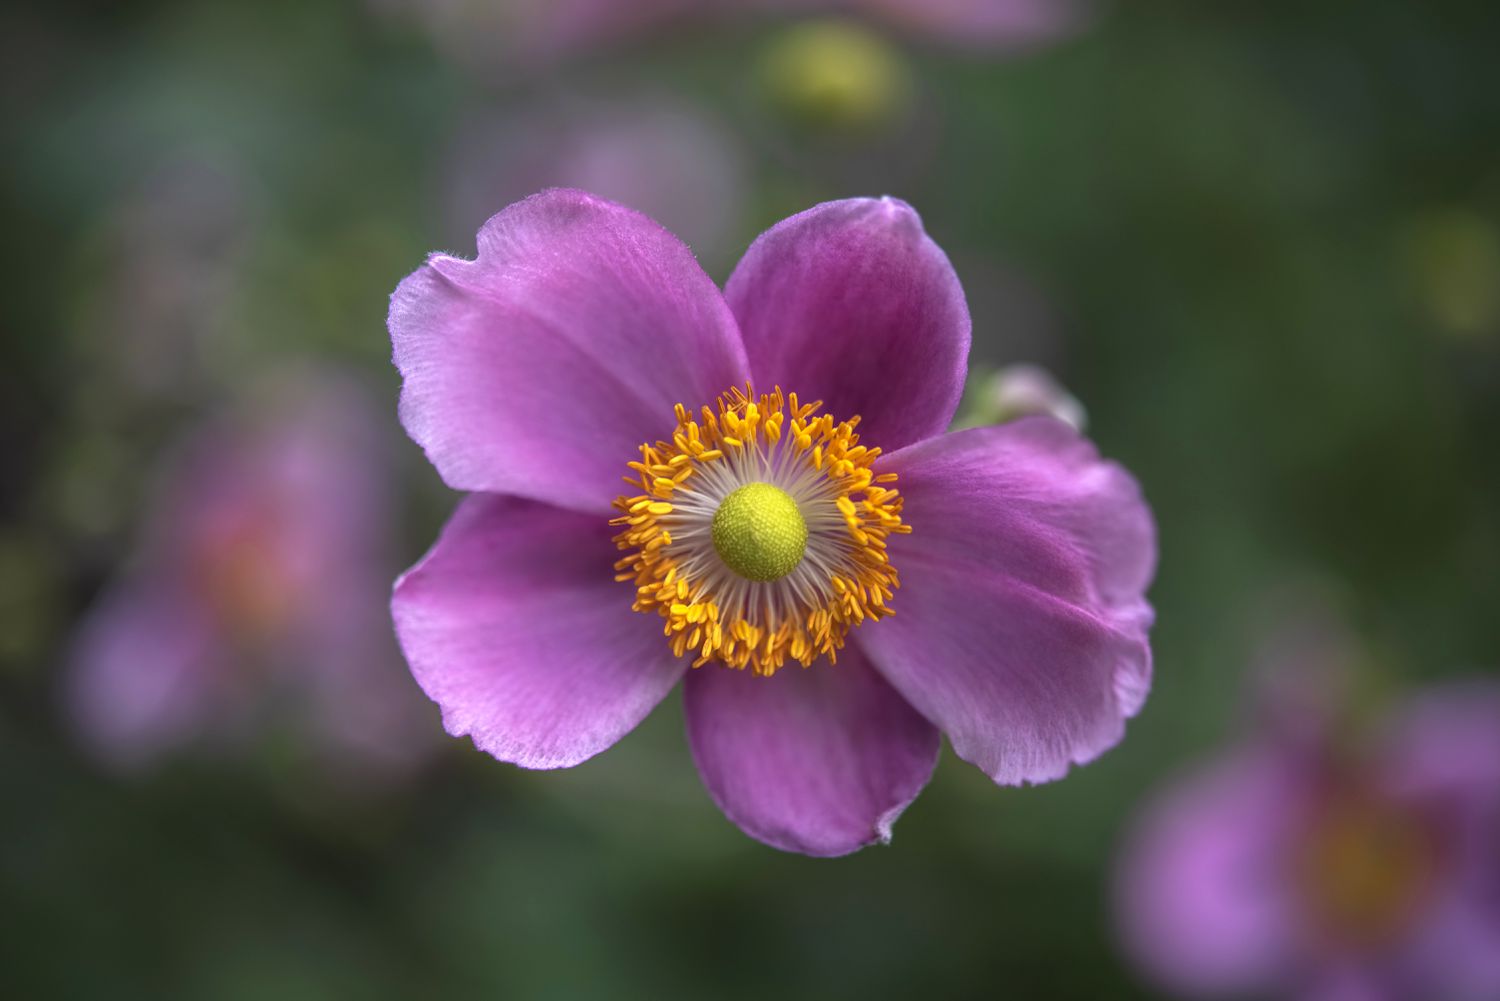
[762,0,1085,50]
[1115,680,1500,999]
[67,374,432,780]
[389,189,1156,855]
[377,0,1082,77]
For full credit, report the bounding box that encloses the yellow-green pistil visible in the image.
[711,482,808,582]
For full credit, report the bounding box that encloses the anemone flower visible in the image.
[67,374,431,780]
[763,0,1084,50]
[381,0,1082,78]
[1115,679,1500,1000]
[389,189,1156,856]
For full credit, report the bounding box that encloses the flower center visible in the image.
[612,386,909,675]
[711,482,808,582]
[1296,792,1440,947]
[193,509,298,641]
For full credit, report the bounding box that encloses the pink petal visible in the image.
[1377,684,1500,999]
[1378,681,1500,801]
[724,197,970,452]
[860,0,1086,49]
[1114,749,1303,997]
[390,189,750,514]
[857,419,1156,784]
[66,582,224,769]
[684,644,940,856]
[392,493,686,768]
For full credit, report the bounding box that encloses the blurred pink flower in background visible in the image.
[762,0,1084,50]
[1115,673,1500,1001]
[440,94,747,265]
[376,0,1083,78]
[66,373,433,781]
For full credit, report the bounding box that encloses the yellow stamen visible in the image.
[611,386,909,676]
[1298,792,1438,946]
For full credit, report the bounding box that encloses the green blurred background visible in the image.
[3,1,1498,998]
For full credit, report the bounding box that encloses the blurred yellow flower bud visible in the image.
[758,18,915,135]
[1402,209,1500,341]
